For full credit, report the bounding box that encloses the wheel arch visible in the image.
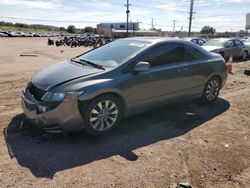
[78,91,128,117]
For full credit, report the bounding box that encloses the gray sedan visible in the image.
[202,38,249,61]
[22,37,228,135]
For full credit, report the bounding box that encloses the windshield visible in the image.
[204,40,226,47]
[76,40,149,68]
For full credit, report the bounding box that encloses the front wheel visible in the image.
[82,95,123,135]
[201,77,221,104]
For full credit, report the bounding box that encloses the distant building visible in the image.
[97,22,139,32]
[97,22,162,37]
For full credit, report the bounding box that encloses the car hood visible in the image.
[31,60,103,91]
[202,45,222,52]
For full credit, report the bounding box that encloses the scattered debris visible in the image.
[169,182,192,188]
[48,38,54,45]
[202,138,208,143]
[244,68,250,76]
[177,182,192,188]
[20,54,39,57]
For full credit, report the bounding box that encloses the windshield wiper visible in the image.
[71,58,84,65]
[79,59,105,70]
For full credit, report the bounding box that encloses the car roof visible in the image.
[121,37,198,45]
[121,37,212,57]
[209,38,233,42]
[122,37,172,43]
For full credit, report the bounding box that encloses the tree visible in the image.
[200,26,216,34]
[67,25,76,33]
[59,27,66,32]
[84,26,95,33]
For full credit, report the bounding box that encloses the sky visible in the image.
[0,0,249,32]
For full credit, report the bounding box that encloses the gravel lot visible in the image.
[0,38,249,188]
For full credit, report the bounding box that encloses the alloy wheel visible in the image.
[89,100,118,131]
[206,79,220,101]
[242,51,247,60]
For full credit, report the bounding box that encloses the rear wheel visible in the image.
[82,95,123,135]
[201,77,221,104]
[242,51,248,61]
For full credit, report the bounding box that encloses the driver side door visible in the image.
[128,43,193,112]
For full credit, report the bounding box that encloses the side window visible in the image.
[120,25,125,29]
[184,45,206,61]
[227,40,234,47]
[198,39,204,46]
[234,40,243,46]
[139,43,184,67]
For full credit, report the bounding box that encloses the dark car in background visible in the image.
[202,38,249,60]
[22,37,228,135]
[184,38,206,46]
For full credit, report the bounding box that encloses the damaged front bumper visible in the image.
[21,90,85,133]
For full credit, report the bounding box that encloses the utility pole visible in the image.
[125,0,131,37]
[188,0,195,37]
[151,18,154,30]
[133,23,135,36]
[172,20,176,33]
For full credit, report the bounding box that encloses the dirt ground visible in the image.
[0,38,249,188]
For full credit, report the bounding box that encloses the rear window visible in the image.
[184,45,206,61]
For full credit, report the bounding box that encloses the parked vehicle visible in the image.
[53,34,112,48]
[184,38,206,46]
[0,30,11,37]
[22,37,228,135]
[242,38,250,46]
[0,32,8,37]
[202,38,249,60]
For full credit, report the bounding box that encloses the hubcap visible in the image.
[243,52,247,60]
[90,100,118,131]
[206,79,219,101]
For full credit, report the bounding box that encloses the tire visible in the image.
[81,94,123,136]
[201,77,221,104]
[244,68,250,76]
[242,51,248,61]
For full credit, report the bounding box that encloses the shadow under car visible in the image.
[4,98,230,179]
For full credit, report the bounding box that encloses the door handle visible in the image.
[177,67,189,72]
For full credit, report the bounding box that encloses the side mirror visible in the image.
[133,62,150,73]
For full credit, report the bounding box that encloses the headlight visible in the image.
[42,91,84,102]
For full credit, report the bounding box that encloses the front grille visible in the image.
[24,100,37,111]
[28,83,46,101]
